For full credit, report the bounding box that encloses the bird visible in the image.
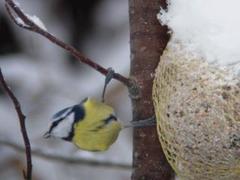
[44,97,156,152]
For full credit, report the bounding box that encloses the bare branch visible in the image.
[4,0,130,87]
[0,138,131,171]
[0,68,32,180]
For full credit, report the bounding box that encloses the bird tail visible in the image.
[123,116,156,128]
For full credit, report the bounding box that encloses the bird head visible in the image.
[43,104,85,141]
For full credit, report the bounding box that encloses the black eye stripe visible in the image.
[48,118,64,133]
[52,107,72,119]
[49,106,74,134]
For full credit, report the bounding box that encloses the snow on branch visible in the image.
[4,0,130,87]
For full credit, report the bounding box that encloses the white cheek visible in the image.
[52,113,75,138]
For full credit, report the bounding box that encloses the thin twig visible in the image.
[4,0,131,87]
[0,68,32,180]
[0,138,131,171]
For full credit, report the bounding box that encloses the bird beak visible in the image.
[43,131,51,138]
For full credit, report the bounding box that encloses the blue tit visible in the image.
[44,97,156,152]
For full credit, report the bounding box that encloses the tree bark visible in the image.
[129,0,174,179]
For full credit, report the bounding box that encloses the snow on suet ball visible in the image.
[158,0,240,74]
[153,0,240,179]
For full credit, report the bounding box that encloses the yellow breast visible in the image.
[72,98,122,151]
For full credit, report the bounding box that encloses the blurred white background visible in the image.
[0,0,132,179]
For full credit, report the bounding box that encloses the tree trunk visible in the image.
[129,0,174,179]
